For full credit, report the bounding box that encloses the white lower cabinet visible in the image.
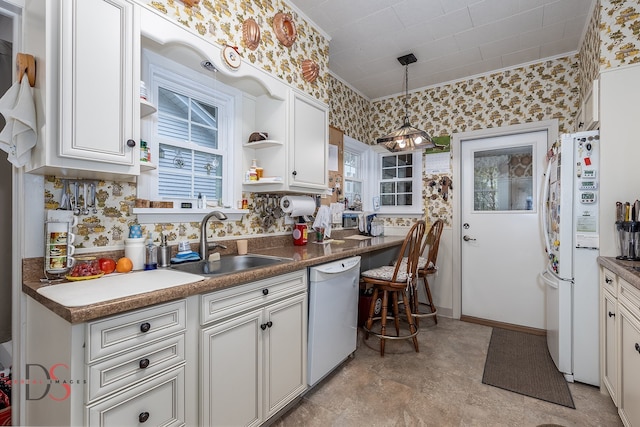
[24,297,192,426]
[618,278,640,427]
[602,287,618,403]
[619,303,640,427]
[600,266,640,427]
[24,271,307,426]
[200,270,308,426]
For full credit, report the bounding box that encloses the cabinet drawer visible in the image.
[87,365,185,427]
[201,270,306,325]
[619,278,640,315]
[602,267,617,295]
[87,300,186,362]
[87,333,185,403]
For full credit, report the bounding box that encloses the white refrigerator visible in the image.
[540,130,600,386]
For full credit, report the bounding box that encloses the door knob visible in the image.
[463,235,476,241]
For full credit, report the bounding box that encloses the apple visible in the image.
[98,258,117,274]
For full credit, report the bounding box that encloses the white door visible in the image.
[461,131,548,329]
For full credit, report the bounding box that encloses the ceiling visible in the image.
[288,0,596,100]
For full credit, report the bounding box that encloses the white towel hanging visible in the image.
[0,73,37,167]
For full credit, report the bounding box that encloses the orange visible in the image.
[115,257,133,273]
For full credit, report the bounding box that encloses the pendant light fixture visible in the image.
[376,53,434,152]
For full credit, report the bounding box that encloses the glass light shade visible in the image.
[376,117,434,152]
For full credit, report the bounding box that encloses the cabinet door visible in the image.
[619,304,640,427]
[201,309,263,427]
[289,92,328,191]
[59,0,139,167]
[263,294,307,420]
[602,289,617,403]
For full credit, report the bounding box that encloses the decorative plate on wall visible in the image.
[221,45,241,70]
[273,12,297,48]
[243,18,261,51]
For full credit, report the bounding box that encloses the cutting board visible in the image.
[37,269,205,307]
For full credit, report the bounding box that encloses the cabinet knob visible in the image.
[126,139,136,148]
[292,170,297,176]
[139,358,150,369]
[262,288,269,296]
[140,322,151,333]
[635,343,640,354]
[608,311,615,318]
[138,411,150,423]
[260,321,273,330]
[605,278,613,284]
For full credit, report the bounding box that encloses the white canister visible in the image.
[124,237,145,270]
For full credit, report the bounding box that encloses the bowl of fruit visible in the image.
[66,256,104,281]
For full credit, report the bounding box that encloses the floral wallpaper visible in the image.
[600,0,640,69]
[579,1,601,101]
[43,0,640,249]
[142,0,330,103]
[328,74,371,144]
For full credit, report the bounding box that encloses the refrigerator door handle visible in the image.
[540,268,558,289]
[541,159,553,258]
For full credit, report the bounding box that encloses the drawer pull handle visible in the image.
[140,322,151,333]
[139,358,150,369]
[605,277,613,284]
[636,343,640,354]
[139,411,150,423]
[260,321,273,330]
[262,288,269,296]
[608,311,616,318]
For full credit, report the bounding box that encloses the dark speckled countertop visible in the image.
[598,256,640,289]
[23,235,405,324]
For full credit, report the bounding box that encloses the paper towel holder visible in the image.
[16,53,36,87]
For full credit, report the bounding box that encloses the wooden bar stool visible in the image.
[413,220,444,325]
[361,220,426,356]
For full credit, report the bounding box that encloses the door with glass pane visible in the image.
[461,130,548,329]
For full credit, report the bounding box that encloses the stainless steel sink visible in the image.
[170,254,289,277]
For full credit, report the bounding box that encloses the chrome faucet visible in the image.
[199,211,228,260]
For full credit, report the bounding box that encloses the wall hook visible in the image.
[16,53,36,87]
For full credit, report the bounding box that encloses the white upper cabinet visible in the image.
[25,0,141,181]
[243,89,329,194]
[288,90,328,192]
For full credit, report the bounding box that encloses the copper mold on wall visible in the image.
[301,59,319,83]
[273,12,297,48]
[242,18,261,51]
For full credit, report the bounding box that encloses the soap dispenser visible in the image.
[158,233,171,268]
[144,232,158,270]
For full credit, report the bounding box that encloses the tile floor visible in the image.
[275,317,622,427]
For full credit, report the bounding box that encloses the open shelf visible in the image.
[140,98,157,118]
[242,140,283,149]
[140,161,156,171]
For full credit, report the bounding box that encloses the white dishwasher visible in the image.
[307,256,361,387]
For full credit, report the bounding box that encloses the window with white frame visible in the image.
[343,135,370,210]
[376,151,423,213]
[144,51,236,204]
